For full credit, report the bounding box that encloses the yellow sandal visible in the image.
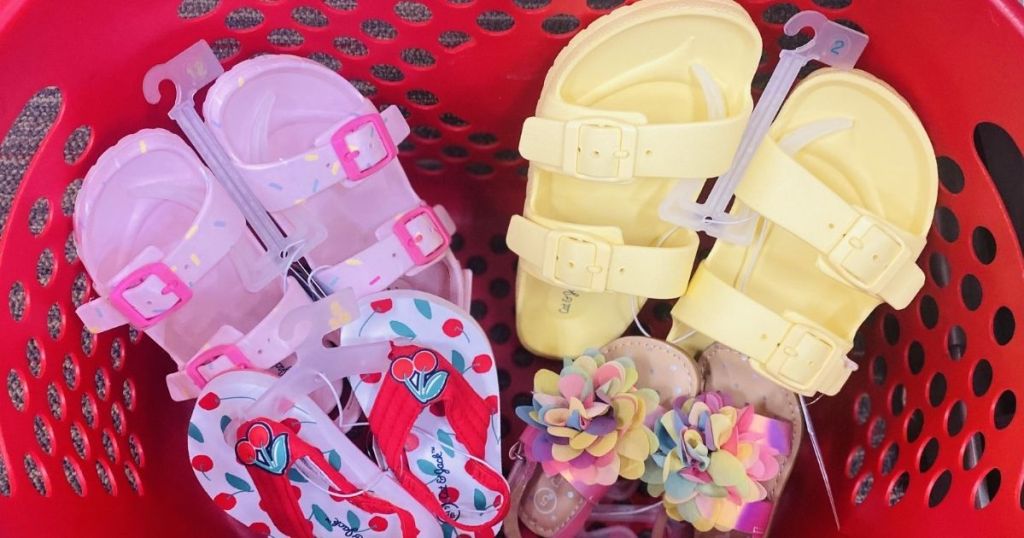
[508,0,762,358]
[671,69,937,396]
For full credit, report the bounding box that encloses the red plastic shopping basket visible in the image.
[1,0,1023,536]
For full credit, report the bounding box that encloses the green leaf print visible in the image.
[225,472,252,493]
[474,488,487,511]
[450,350,465,372]
[414,298,433,319]
[312,504,333,532]
[288,468,308,483]
[389,320,416,339]
[219,415,231,432]
[188,422,204,443]
[327,450,342,471]
[346,510,360,531]
[416,459,436,476]
[441,522,456,538]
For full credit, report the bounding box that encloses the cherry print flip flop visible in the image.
[188,370,442,537]
[203,54,471,309]
[339,290,509,537]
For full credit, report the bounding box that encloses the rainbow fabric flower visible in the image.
[515,350,659,486]
[642,392,783,532]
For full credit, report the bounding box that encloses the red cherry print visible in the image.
[360,372,382,384]
[439,486,460,503]
[368,516,389,532]
[412,350,438,373]
[292,485,302,500]
[236,441,257,464]
[428,401,446,417]
[405,433,420,451]
[493,493,504,507]
[472,354,493,374]
[484,395,498,415]
[281,418,302,433]
[249,522,271,536]
[371,299,393,313]
[198,393,220,410]
[248,424,271,449]
[442,318,463,338]
[214,492,237,510]
[391,358,415,381]
[191,455,213,472]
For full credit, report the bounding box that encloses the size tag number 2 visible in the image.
[830,39,846,55]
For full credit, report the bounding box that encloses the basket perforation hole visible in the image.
[919,438,939,472]
[70,423,89,459]
[929,470,952,507]
[516,0,551,9]
[23,454,48,496]
[110,338,124,370]
[871,356,887,386]
[813,0,852,8]
[847,446,865,477]
[994,390,1016,430]
[477,10,515,33]
[929,373,947,407]
[883,313,900,344]
[937,156,964,193]
[394,1,432,23]
[8,281,26,322]
[779,31,812,51]
[888,472,910,506]
[891,384,907,416]
[95,461,116,495]
[975,469,1001,509]
[906,409,924,442]
[47,382,65,421]
[972,359,993,397]
[495,148,521,162]
[111,402,126,435]
[72,272,89,308]
[362,19,397,40]
[0,86,61,234]
[994,307,1015,345]
[919,295,939,329]
[880,443,899,475]
[63,126,92,165]
[947,400,967,436]
[869,417,887,448]
[28,197,51,236]
[972,227,996,265]
[541,14,581,35]
[468,132,498,147]
[101,430,119,462]
[371,64,405,82]
[974,122,1024,250]
[963,432,985,470]
[36,248,56,286]
[0,455,9,496]
[26,338,43,378]
[225,7,263,30]
[64,234,78,263]
[763,3,799,24]
[122,380,136,411]
[128,326,141,343]
[292,6,328,27]
[210,37,241,60]
[853,473,874,505]
[947,325,966,360]
[62,179,82,217]
[442,145,469,159]
[907,341,925,374]
[80,327,95,357]
[401,48,435,67]
[351,79,377,97]
[960,274,982,311]
[127,435,144,467]
[334,36,368,57]
[34,415,54,455]
[934,206,959,242]
[62,458,85,496]
[81,394,97,428]
[854,393,871,425]
[587,0,625,9]
[177,0,219,20]
[929,252,950,287]
[46,304,64,340]
[124,463,142,495]
[438,30,472,50]
[268,28,305,48]
[324,0,358,12]
[94,369,110,401]
[440,112,469,128]
[7,370,27,411]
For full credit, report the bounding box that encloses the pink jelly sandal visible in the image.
[334,290,509,537]
[188,369,442,537]
[74,129,356,401]
[203,54,470,308]
[505,337,701,538]
[642,343,802,537]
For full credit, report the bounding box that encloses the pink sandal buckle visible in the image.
[109,262,193,328]
[330,113,398,181]
[185,344,251,389]
[393,206,451,266]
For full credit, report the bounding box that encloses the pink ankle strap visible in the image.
[234,105,410,212]
[76,169,247,332]
[313,204,456,296]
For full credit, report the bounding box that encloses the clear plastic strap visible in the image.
[659,10,868,244]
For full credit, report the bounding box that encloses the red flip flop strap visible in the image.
[440,363,491,458]
[238,419,420,537]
